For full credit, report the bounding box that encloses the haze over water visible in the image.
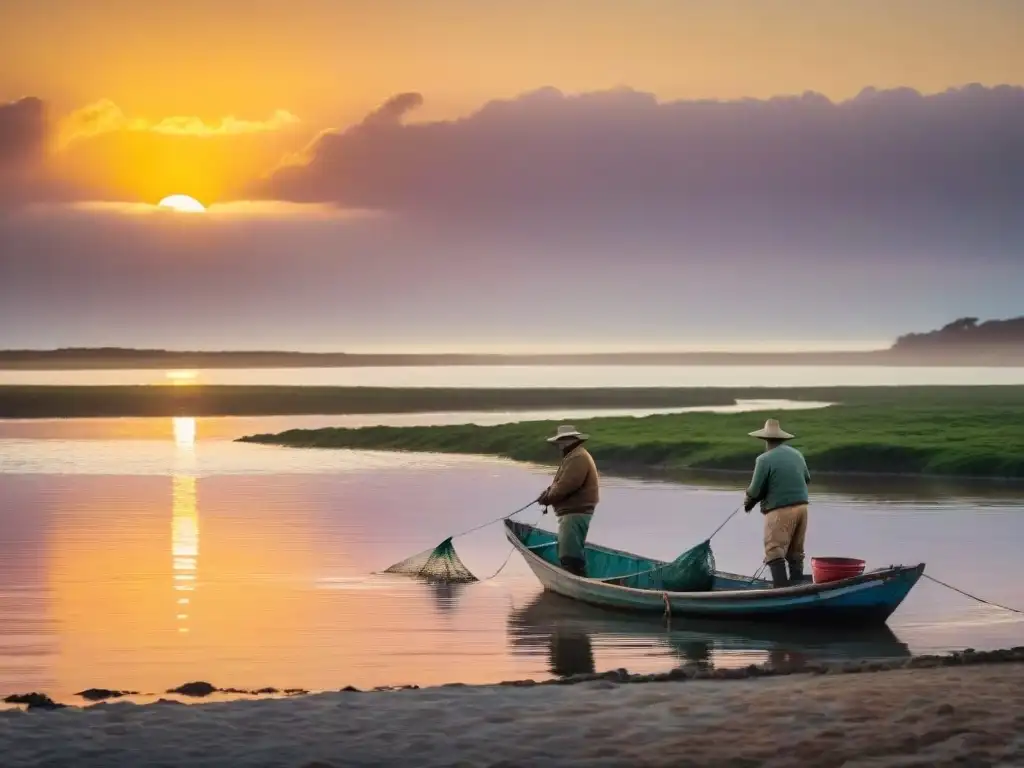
[4,365,1024,388]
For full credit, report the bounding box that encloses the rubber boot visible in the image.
[560,557,587,578]
[767,558,789,588]
[787,557,805,584]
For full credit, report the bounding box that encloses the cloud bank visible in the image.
[0,97,54,204]
[3,84,1023,349]
[259,84,1024,223]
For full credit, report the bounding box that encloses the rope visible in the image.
[452,501,537,540]
[923,574,1024,615]
[596,505,744,585]
[706,505,743,541]
[479,509,546,581]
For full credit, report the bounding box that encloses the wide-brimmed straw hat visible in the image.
[546,424,589,443]
[748,419,794,440]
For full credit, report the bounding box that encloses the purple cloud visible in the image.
[0,97,50,203]
[0,96,84,206]
[0,97,46,170]
[257,84,1024,223]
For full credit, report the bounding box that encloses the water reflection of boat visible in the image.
[507,591,910,677]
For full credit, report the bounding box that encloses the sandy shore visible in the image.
[3,660,1024,768]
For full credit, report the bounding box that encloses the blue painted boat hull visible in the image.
[505,520,924,626]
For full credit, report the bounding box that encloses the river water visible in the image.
[3,364,1024,387]
[1,409,1022,704]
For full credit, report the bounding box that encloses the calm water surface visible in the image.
[4,364,1024,387]
[1,414,1023,704]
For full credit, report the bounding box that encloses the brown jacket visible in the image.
[541,444,600,516]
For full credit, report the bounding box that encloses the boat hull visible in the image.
[505,520,923,626]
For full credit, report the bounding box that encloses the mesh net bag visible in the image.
[610,540,716,593]
[381,537,480,583]
[655,540,716,593]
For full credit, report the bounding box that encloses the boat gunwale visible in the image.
[504,519,925,602]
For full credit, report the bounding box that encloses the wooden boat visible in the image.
[504,520,924,625]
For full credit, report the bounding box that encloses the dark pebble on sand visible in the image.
[75,688,138,701]
[340,685,362,692]
[3,693,65,710]
[936,703,955,716]
[166,681,217,697]
[598,668,630,683]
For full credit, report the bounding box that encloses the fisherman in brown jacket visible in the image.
[536,425,600,577]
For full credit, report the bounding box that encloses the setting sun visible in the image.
[157,194,206,213]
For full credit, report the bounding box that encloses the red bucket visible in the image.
[811,557,866,584]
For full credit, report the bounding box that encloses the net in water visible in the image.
[381,537,480,583]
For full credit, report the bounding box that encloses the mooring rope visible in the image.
[923,573,1024,615]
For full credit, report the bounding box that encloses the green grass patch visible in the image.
[239,393,1024,480]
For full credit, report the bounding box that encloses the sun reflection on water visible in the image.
[171,476,198,634]
[171,416,198,634]
[172,416,197,447]
[165,370,198,385]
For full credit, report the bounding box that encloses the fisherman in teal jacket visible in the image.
[743,419,811,588]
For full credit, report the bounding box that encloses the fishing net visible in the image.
[381,537,480,583]
[658,540,716,592]
[609,540,716,593]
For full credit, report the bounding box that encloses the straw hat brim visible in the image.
[547,432,589,443]
[748,427,794,440]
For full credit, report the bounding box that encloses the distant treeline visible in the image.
[0,317,1021,369]
[893,317,1024,350]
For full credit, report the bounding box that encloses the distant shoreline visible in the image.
[2,347,1024,369]
[0,384,767,419]
[1,384,1021,420]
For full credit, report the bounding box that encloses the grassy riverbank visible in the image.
[238,386,1024,479]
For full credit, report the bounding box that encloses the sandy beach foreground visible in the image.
[3,661,1024,767]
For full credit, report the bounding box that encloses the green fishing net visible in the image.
[381,537,480,583]
[657,540,716,592]
[610,540,716,593]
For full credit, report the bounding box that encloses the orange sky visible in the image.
[3,0,1024,204]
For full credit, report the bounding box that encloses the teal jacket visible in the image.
[744,444,810,514]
